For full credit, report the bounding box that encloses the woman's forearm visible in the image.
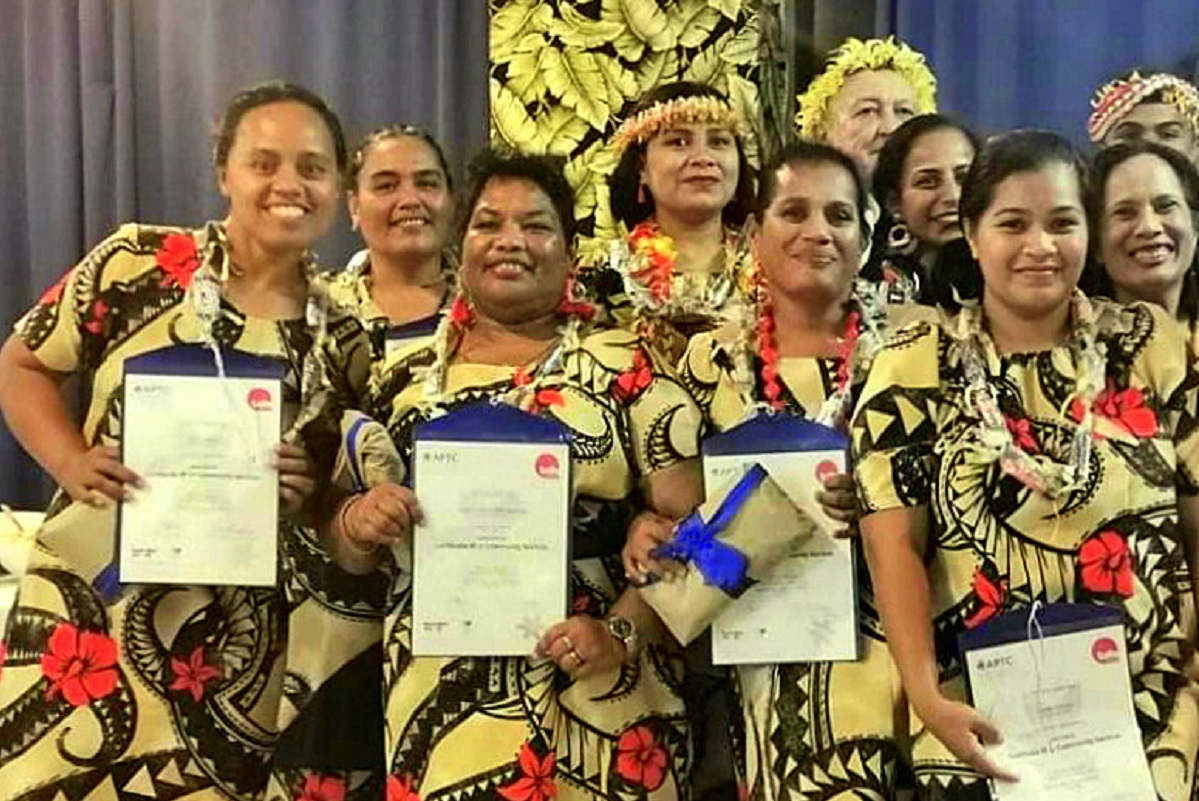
[0,336,84,483]
[861,506,943,713]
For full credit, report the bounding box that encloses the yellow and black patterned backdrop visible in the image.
[488,0,782,261]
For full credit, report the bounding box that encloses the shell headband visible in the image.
[611,95,745,153]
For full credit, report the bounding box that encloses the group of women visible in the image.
[0,30,1198,801]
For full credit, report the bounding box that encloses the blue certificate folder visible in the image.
[703,412,850,458]
[959,603,1123,654]
[701,413,859,664]
[113,346,285,593]
[412,402,573,656]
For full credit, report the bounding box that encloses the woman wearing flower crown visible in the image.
[668,141,908,800]
[866,115,979,306]
[0,82,383,801]
[1083,140,1199,335]
[333,125,456,363]
[853,130,1199,800]
[585,81,756,363]
[795,37,938,185]
[342,148,705,801]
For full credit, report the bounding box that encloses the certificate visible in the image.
[961,604,1155,801]
[704,414,858,665]
[119,347,282,587]
[412,403,571,656]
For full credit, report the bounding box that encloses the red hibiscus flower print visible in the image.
[1079,530,1135,598]
[0,640,7,683]
[532,388,565,411]
[40,622,119,706]
[39,270,72,306]
[1070,384,1158,439]
[612,349,653,405]
[386,775,420,801]
[1003,416,1039,454]
[615,725,669,791]
[83,299,109,336]
[157,233,201,289]
[963,568,1008,629]
[169,644,223,702]
[497,742,556,801]
[295,774,345,801]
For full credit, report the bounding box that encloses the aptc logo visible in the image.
[246,387,273,412]
[535,452,561,479]
[1091,636,1120,664]
[814,459,840,483]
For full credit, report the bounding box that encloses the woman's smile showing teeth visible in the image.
[488,260,529,279]
[1130,242,1173,267]
[267,204,307,220]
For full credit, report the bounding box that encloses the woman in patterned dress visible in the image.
[1083,140,1199,330]
[581,81,756,364]
[0,82,383,801]
[671,141,907,801]
[853,129,1199,800]
[333,148,705,801]
[332,126,456,363]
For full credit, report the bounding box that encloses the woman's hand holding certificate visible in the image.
[58,444,143,507]
[536,615,626,680]
[272,441,317,518]
[338,483,423,552]
[917,695,1018,783]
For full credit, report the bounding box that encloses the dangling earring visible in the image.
[447,293,476,328]
[887,219,916,255]
[556,272,597,320]
[637,183,648,205]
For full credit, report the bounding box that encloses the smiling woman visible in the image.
[332,126,456,362]
[0,81,387,801]
[853,130,1199,800]
[355,147,706,801]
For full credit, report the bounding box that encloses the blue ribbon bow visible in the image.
[652,464,765,595]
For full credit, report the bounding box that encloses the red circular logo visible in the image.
[535,453,561,479]
[815,459,840,483]
[246,387,273,412]
[1091,636,1120,664]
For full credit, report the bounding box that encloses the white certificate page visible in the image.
[120,373,280,586]
[412,439,570,656]
[705,450,858,664]
[966,623,1155,801]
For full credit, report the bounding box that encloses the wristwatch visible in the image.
[606,614,639,664]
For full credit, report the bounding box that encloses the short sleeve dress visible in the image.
[852,300,1199,801]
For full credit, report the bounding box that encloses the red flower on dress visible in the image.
[83,299,109,335]
[612,349,653,405]
[386,775,420,801]
[497,742,557,801]
[448,296,475,328]
[963,569,1008,629]
[157,233,201,289]
[532,388,565,411]
[1079,530,1135,598]
[169,644,223,702]
[40,622,119,706]
[295,774,345,801]
[39,270,72,306]
[513,367,533,387]
[0,641,8,683]
[615,725,669,791]
[1003,416,1040,454]
[1070,384,1158,439]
